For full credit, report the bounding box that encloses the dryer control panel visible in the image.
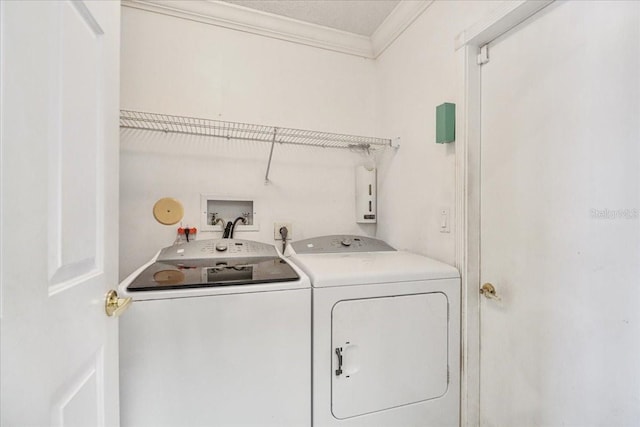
[290,235,395,254]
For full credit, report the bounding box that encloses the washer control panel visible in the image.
[290,235,395,254]
[158,239,278,261]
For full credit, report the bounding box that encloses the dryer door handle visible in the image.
[335,347,343,376]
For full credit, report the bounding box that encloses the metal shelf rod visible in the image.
[265,128,277,183]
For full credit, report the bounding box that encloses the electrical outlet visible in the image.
[274,222,293,240]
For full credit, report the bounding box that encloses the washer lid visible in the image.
[119,238,311,299]
[126,256,299,292]
[289,251,459,287]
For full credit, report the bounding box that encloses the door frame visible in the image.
[452,1,554,426]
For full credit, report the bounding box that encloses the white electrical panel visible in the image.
[355,166,376,224]
[200,195,259,232]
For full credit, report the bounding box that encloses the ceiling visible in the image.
[223,0,401,36]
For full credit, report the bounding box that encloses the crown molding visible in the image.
[122,0,432,60]
[121,0,374,58]
[371,0,434,58]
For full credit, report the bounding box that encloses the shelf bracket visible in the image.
[264,128,277,183]
[391,137,401,149]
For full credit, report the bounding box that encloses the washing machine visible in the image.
[118,238,311,427]
[287,235,460,427]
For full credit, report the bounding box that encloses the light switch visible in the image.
[440,208,450,233]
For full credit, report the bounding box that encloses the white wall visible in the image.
[119,2,506,278]
[375,0,501,265]
[120,7,378,279]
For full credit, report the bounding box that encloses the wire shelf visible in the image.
[120,110,392,150]
[120,109,396,182]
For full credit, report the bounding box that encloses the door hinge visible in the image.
[447,365,450,384]
[477,44,490,65]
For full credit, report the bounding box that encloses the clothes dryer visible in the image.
[287,235,460,427]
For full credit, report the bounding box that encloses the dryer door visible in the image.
[331,292,449,419]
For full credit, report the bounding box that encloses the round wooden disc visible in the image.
[153,197,184,225]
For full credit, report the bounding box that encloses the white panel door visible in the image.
[1,1,120,426]
[332,293,449,419]
[480,2,639,426]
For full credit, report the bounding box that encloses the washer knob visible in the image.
[341,238,352,247]
[215,242,228,252]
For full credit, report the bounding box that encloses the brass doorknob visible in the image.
[105,290,132,317]
[480,283,501,301]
